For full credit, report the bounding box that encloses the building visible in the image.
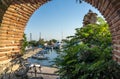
[83,10,97,26]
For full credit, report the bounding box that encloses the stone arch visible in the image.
[0,0,120,64]
[0,0,49,64]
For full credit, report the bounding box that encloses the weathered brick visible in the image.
[0,0,48,63]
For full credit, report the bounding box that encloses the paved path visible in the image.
[27,66,59,79]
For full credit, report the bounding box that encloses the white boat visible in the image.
[32,54,48,60]
[29,63,41,68]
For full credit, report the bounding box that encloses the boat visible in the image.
[32,54,48,60]
[29,63,41,68]
[39,49,48,54]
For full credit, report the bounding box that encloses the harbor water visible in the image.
[27,49,59,67]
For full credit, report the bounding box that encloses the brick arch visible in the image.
[0,0,120,64]
[0,0,48,64]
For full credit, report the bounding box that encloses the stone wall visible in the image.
[0,0,48,64]
[0,48,41,77]
[83,10,97,26]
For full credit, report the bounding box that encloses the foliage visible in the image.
[28,38,57,47]
[21,34,28,55]
[55,17,120,79]
[38,39,45,46]
[47,39,57,45]
[76,0,84,3]
[51,39,57,43]
[29,40,39,47]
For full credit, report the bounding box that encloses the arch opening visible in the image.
[0,0,120,65]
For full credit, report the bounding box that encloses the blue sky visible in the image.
[25,0,103,41]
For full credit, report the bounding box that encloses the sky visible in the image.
[25,0,103,41]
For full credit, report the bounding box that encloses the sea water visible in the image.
[27,49,59,67]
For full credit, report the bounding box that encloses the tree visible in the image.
[48,39,57,45]
[29,40,38,47]
[38,38,45,46]
[21,34,28,55]
[55,17,120,79]
[51,39,57,43]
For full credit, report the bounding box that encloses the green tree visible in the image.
[55,17,120,79]
[38,38,45,46]
[29,40,38,47]
[48,39,57,45]
[21,34,28,55]
[51,39,57,43]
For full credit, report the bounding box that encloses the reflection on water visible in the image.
[27,49,59,67]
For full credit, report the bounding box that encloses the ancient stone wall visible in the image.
[83,10,97,26]
[0,0,48,64]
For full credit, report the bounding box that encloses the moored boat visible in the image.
[32,54,48,60]
[39,49,48,54]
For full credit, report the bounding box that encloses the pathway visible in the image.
[28,66,59,79]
